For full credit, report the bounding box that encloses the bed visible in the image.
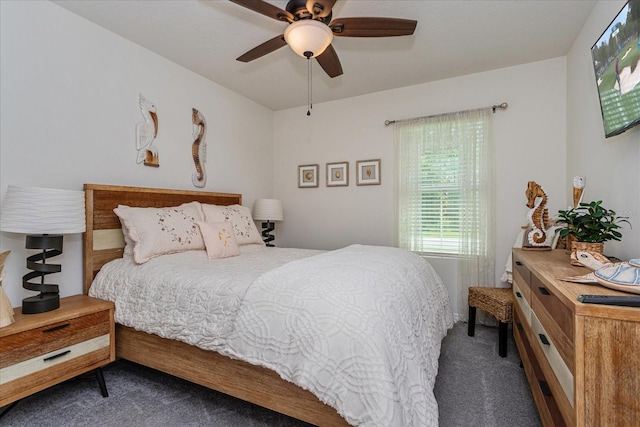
[83,183,453,426]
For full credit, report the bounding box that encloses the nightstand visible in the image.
[0,295,115,408]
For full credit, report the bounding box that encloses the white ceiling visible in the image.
[52,0,598,111]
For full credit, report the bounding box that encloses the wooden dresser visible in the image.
[0,295,115,407]
[512,249,639,427]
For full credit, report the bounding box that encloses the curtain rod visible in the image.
[384,102,508,126]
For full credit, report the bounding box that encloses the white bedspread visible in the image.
[90,244,453,426]
[89,245,321,349]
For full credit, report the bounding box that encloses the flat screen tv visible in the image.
[591,0,640,138]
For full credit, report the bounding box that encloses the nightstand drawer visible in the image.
[0,310,110,368]
[0,334,110,385]
[0,295,115,408]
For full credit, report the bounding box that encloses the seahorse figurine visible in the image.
[191,108,207,188]
[525,181,550,246]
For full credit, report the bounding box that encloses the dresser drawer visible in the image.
[512,255,532,305]
[513,282,531,327]
[531,274,574,373]
[531,311,574,408]
[0,310,110,369]
[514,307,568,427]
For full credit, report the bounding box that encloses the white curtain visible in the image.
[394,108,495,321]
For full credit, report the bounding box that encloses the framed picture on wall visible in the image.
[326,162,348,187]
[298,164,319,188]
[356,159,381,186]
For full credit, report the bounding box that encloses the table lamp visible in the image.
[0,185,85,314]
[252,199,283,247]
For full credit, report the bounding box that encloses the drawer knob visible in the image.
[538,287,550,296]
[515,261,523,266]
[515,291,522,298]
[43,350,71,362]
[539,380,553,397]
[539,333,550,346]
[43,323,70,333]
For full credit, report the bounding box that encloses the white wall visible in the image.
[274,58,568,317]
[0,1,275,307]
[5,1,628,322]
[566,0,640,261]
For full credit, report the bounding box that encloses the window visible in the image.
[394,107,496,321]
[394,109,494,257]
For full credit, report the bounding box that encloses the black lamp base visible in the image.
[22,234,63,314]
[22,293,60,314]
[261,221,275,247]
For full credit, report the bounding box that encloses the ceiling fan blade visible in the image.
[330,17,417,37]
[236,34,287,62]
[315,44,343,78]
[306,0,336,18]
[230,0,293,23]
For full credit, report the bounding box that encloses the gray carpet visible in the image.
[1,322,541,426]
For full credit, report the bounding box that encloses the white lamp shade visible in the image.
[284,19,333,58]
[0,185,86,234]
[252,199,283,222]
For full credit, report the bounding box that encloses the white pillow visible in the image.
[198,221,240,259]
[114,202,205,264]
[200,204,264,246]
[121,223,134,257]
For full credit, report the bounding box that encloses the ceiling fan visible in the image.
[230,0,418,78]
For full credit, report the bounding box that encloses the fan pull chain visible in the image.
[305,51,313,116]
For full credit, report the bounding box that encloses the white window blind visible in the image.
[418,147,462,253]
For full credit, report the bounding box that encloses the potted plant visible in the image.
[557,200,630,264]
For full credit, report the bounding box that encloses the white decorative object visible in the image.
[191,108,207,188]
[573,176,585,208]
[135,94,159,167]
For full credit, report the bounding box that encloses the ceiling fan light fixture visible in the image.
[284,19,333,58]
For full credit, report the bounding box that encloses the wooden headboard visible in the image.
[83,184,242,294]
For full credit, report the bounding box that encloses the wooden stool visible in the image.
[468,286,513,357]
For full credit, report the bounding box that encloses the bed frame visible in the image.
[83,184,349,427]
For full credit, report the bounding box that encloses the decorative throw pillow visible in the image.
[121,223,134,257]
[198,222,240,259]
[114,202,205,264]
[200,204,264,246]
